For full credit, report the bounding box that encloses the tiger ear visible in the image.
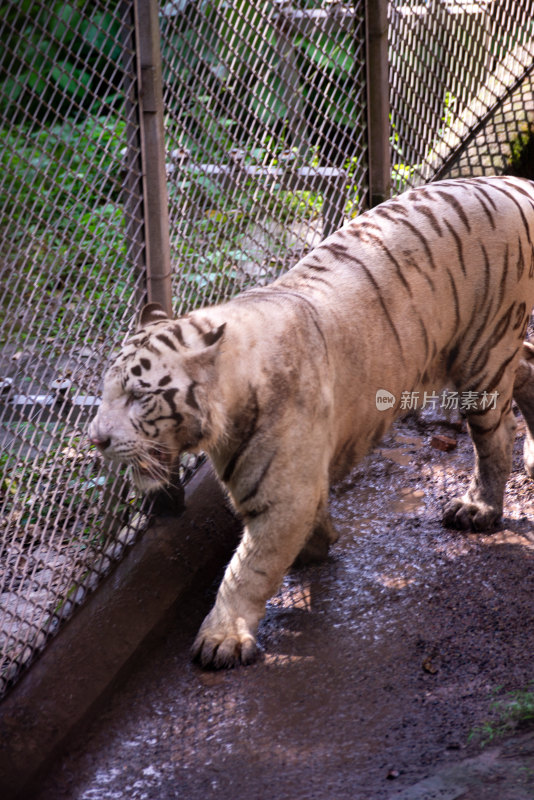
[202,322,226,347]
[186,322,226,373]
[138,302,170,328]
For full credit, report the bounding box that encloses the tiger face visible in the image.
[88,304,225,491]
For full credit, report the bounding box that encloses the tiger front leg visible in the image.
[192,493,320,669]
[442,401,517,531]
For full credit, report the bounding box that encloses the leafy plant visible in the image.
[0,115,130,343]
[505,123,534,180]
[469,687,534,746]
[0,1,124,125]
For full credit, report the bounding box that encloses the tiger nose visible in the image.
[88,418,111,451]
[90,435,111,452]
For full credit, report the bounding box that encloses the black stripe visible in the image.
[513,301,527,331]
[395,217,439,271]
[150,411,184,426]
[139,420,155,437]
[239,452,276,505]
[189,318,204,335]
[489,303,515,348]
[203,324,226,346]
[500,177,534,207]
[186,381,199,410]
[262,287,330,356]
[370,204,409,224]
[241,504,270,521]
[415,203,443,237]
[359,229,413,297]
[467,304,515,381]
[485,348,520,393]
[417,315,431,364]
[475,242,491,316]
[472,187,497,228]
[446,344,460,372]
[222,390,260,483]
[303,272,333,288]
[479,181,533,246]
[399,250,436,292]
[320,241,352,260]
[156,332,178,351]
[445,265,460,331]
[305,261,329,271]
[143,341,162,356]
[435,190,471,232]
[346,255,404,355]
[158,388,180,418]
[443,219,467,277]
[170,323,186,347]
[497,242,509,308]
[517,235,525,281]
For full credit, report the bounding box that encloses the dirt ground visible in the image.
[33,407,534,800]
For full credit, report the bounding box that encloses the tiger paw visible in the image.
[192,614,258,669]
[442,497,500,531]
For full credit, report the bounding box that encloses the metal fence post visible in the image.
[365,0,391,207]
[135,0,173,316]
[120,0,145,306]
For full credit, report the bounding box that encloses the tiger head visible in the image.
[88,303,226,491]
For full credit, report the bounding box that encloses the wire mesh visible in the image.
[0,0,148,695]
[1,0,534,702]
[160,0,368,314]
[389,0,534,189]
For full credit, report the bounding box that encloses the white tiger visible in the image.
[89,176,534,668]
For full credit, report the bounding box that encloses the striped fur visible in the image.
[89,175,534,668]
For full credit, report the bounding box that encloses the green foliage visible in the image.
[0,115,130,343]
[469,687,534,746]
[0,1,123,124]
[506,123,534,180]
[162,0,361,164]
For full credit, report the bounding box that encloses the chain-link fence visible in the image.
[161,0,368,313]
[390,0,534,188]
[1,0,534,701]
[0,0,149,696]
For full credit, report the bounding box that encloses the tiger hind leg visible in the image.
[512,341,534,478]
[443,395,517,531]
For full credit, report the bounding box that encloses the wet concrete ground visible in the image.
[33,410,534,799]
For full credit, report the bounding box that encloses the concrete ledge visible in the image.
[0,462,241,800]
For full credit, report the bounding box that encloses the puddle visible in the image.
[379,447,412,466]
[379,433,424,466]
[393,486,425,513]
